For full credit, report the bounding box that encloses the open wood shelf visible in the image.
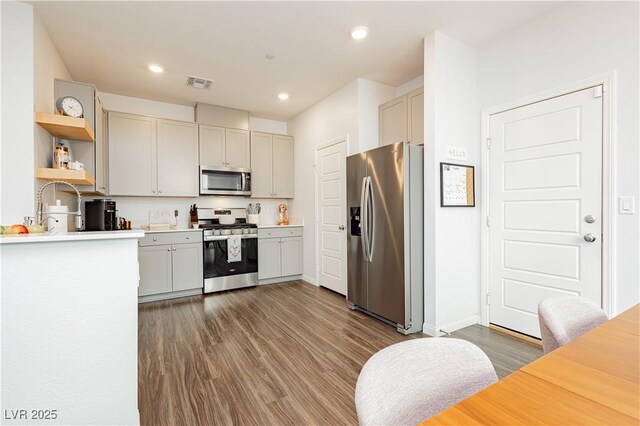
[35,168,95,185]
[36,112,95,142]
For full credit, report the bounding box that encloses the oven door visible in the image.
[203,234,258,292]
[200,166,251,196]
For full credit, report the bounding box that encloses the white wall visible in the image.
[1,2,35,224]
[100,92,194,122]
[423,32,479,335]
[357,79,395,152]
[477,1,640,314]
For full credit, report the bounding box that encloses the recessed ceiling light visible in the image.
[278,93,289,100]
[148,64,164,73]
[350,26,369,40]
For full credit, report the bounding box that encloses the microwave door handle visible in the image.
[241,173,246,191]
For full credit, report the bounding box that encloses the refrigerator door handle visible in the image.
[360,176,369,261]
[367,176,375,262]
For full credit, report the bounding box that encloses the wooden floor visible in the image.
[138,280,542,426]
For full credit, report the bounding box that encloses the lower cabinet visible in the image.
[257,227,303,281]
[138,231,203,302]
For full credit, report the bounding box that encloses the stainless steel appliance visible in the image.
[84,199,117,231]
[200,166,251,196]
[347,142,423,334]
[198,208,258,293]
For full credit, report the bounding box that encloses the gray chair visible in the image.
[538,296,608,353]
[355,338,498,426]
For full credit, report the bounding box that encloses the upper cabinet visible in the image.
[250,132,294,199]
[108,112,198,197]
[379,87,424,146]
[199,125,250,169]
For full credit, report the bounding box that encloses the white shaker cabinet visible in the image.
[94,96,109,194]
[250,132,294,199]
[138,245,173,296]
[199,125,250,169]
[257,227,303,282]
[379,87,424,146]
[157,119,199,197]
[108,112,198,197]
[171,243,204,292]
[108,112,156,196]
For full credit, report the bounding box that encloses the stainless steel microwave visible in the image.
[200,166,251,196]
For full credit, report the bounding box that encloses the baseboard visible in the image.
[258,275,303,285]
[302,274,318,286]
[422,315,479,337]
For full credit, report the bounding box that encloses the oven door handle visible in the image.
[205,234,258,241]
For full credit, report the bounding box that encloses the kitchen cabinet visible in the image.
[199,124,250,169]
[257,227,303,281]
[379,87,424,146]
[52,79,109,194]
[108,112,198,197]
[138,231,204,302]
[250,132,294,198]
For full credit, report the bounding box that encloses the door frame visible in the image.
[480,72,616,327]
[314,135,349,289]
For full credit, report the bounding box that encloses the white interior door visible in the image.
[316,140,347,295]
[488,86,603,338]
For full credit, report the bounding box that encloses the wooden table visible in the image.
[422,304,640,425]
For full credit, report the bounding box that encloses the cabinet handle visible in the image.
[152,190,156,194]
[186,236,190,240]
[153,238,157,242]
[167,249,171,252]
[158,190,163,194]
[173,248,177,251]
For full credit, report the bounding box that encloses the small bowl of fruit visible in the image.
[1,224,45,236]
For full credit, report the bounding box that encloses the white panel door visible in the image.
[199,125,226,167]
[225,128,250,169]
[488,86,603,338]
[108,112,156,196]
[157,119,199,197]
[316,141,347,295]
[138,245,172,296]
[171,243,203,291]
[272,135,294,198]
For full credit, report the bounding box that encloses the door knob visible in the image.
[584,233,597,242]
[338,225,345,230]
[584,214,597,223]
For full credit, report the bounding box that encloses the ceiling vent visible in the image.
[186,75,213,89]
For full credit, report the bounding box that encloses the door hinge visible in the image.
[593,86,603,98]
[486,215,490,227]
[486,138,491,149]
[486,292,491,306]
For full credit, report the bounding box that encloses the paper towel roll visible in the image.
[46,200,68,234]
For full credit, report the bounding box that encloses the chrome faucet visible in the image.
[35,180,82,229]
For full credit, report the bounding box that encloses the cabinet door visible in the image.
[139,245,173,296]
[379,96,407,146]
[199,124,225,167]
[108,112,156,196]
[94,96,108,195]
[407,88,424,145]
[250,132,273,198]
[225,128,250,169]
[157,119,199,197]
[272,135,294,198]
[258,238,282,280]
[171,243,203,291]
[281,237,303,276]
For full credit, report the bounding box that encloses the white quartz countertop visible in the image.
[258,224,304,228]
[142,228,203,234]
[0,230,145,244]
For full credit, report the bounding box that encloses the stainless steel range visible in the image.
[198,208,258,293]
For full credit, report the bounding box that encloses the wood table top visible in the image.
[422,304,640,425]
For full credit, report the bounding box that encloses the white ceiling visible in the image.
[33,1,564,121]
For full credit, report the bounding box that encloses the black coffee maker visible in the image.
[84,199,117,231]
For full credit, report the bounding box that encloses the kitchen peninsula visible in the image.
[1,230,143,425]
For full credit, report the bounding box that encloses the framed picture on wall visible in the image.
[440,162,475,207]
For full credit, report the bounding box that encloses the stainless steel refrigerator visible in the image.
[347,141,423,334]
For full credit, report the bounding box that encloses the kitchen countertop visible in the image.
[142,228,203,234]
[0,230,144,244]
[258,224,304,228]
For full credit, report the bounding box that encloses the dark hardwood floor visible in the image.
[138,280,542,426]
